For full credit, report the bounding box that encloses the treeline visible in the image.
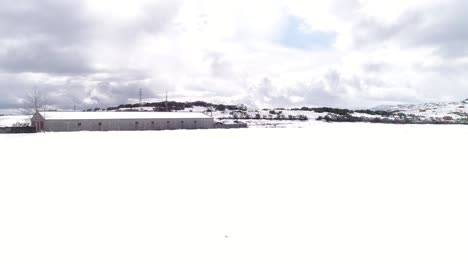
[291,107,394,117]
[219,111,308,121]
[93,100,397,118]
[317,113,467,125]
[104,101,247,112]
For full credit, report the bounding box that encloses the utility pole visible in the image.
[73,104,76,112]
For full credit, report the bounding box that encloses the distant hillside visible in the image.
[98,98,468,127]
[373,99,468,121]
[102,101,247,112]
[3,99,467,130]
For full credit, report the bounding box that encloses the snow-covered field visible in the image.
[1,124,468,264]
[375,100,468,120]
[0,115,30,127]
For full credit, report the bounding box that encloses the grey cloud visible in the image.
[352,12,422,49]
[0,0,93,75]
[207,54,235,79]
[0,41,93,75]
[0,89,22,109]
[91,1,182,47]
[244,76,344,108]
[407,3,468,58]
[140,1,182,34]
[363,62,391,73]
[351,1,468,58]
[0,0,183,76]
[0,70,160,110]
[0,73,51,110]
[330,0,361,19]
[0,0,186,110]
[243,69,426,109]
[2,0,468,111]
[293,70,357,108]
[295,81,342,107]
[66,78,164,109]
[0,0,90,45]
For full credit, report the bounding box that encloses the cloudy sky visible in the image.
[1,0,468,111]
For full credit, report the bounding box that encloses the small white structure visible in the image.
[31,111,214,132]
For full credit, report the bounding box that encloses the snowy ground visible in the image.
[1,124,468,264]
[375,100,468,120]
[0,115,31,127]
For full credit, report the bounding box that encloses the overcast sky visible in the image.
[1,0,468,111]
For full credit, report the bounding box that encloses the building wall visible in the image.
[43,118,214,132]
[31,113,45,132]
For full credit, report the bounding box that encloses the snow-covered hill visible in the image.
[7,98,467,129]
[0,115,31,127]
[373,99,468,120]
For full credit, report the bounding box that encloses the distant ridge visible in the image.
[372,99,468,119]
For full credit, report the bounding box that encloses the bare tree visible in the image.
[22,86,48,115]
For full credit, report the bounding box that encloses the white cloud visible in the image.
[0,0,467,110]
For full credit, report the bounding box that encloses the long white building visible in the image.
[31,111,214,132]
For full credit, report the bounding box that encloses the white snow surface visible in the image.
[1,124,468,264]
[0,115,31,127]
[39,111,211,120]
[374,100,468,119]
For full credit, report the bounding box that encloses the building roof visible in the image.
[38,111,212,120]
